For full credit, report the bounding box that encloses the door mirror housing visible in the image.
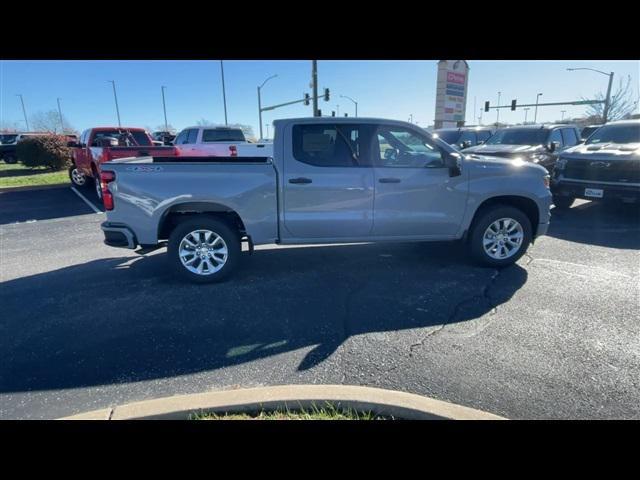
[461,140,472,149]
[548,141,561,152]
[445,152,463,177]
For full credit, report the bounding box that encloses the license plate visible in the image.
[584,188,604,198]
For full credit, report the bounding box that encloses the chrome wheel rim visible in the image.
[482,218,524,260]
[178,229,228,275]
[71,168,85,185]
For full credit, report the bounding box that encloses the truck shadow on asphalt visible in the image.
[548,201,640,249]
[1,242,527,393]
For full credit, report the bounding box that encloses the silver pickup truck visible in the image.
[100,117,552,283]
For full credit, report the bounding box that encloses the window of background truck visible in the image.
[586,124,640,144]
[292,124,361,167]
[561,128,579,146]
[187,129,198,144]
[549,129,564,148]
[375,126,445,168]
[477,130,492,142]
[202,129,245,142]
[92,130,152,147]
[175,130,188,144]
[485,128,549,145]
[459,130,477,146]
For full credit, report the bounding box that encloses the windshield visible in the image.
[585,124,640,145]
[581,126,600,139]
[92,130,152,147]
[433,131,462,144]
[0,134,18,144]
[485,128,549,145]
[202,129,245,142]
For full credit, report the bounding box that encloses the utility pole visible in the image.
[56,98,64,133]
[534,92,543,124]
[161,86,168,132]
[312,60,318,117]
[479,107,483,125]
[496,92,501,125]
[524,108,530,124]
[257,74,277,140]
[16,94,29,131]
[560,110,566,121]
[340,95,358,117]
[108,81,121,127]
[336,104,340,117]
[409,113,414,123]
[220,61,228,125]
[473,96,477,125]
[265,124,270,139]
[567,68,614,123]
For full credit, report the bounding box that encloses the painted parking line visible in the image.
[70,187,103,214]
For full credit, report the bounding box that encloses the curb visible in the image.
[0,183,70,193]
[60,385,506,420]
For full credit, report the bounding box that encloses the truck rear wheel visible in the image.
[69,165,88,187]
[469,206,532,268]
[167,216,241,283]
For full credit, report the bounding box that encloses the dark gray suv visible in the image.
[462,124,582,173]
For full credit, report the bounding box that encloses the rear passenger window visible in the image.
[561,128,579,146]
[174,130,188,145]
[187,129,199,144]
[549,129,564,148]
[292,124,361,167]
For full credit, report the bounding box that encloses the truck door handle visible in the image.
[289,177,312,184]
[379,177,401,183]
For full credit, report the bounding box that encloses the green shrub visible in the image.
[17,135,72,170]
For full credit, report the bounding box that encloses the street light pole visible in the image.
[567,68,614,123]
[108,81,121,127]
[524,108,530,124]
[258,74,278,140]
[265,123,270,139]
[161,86,168,132]
[496,92,501,125]
[312,60,319,117]
[339,95,358,117]
[220,60,228,126]
[336,104,340,117]
[57,98,64,133]
[534,93,543,124]
[16,94,29,131]
[560,110,566,121]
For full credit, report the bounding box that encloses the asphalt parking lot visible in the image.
[1,185,639,419]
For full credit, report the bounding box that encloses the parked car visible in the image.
[173,126,271,157]
[152,131,176,145]
[99,117,552,282]
[0,132,50,164]
[432,126,495,150]
[69,127,178,200]
[551,119,640,209]
[461,124,582,173]
[580,124,603,142]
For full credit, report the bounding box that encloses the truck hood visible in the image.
[462,144,544,155]
[465,153,548,175]
[561,142,640,160]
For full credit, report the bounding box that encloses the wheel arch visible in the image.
[467,195,540,240]
[158,202,247,241]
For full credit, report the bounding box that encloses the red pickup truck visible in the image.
[69,127,177,200]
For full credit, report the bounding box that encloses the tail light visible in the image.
[229,145,237,157]
[100,170,116,210]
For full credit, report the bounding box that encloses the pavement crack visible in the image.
[524,252,536,266]
[410,268,502,355]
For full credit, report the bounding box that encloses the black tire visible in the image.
[93,173,103,201]
[68,164,89,188]
[4,155,17,164]
[469,205,532,268]
[167,216,241,283]
[552,194,575,210]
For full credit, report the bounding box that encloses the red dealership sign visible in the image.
[447,72,465,84]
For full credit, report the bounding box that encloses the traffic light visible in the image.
[331,111,336,117]
[484,101,490,112]
[317,109,322,116]
[344,113,348,117]
[324,88,330,102]
[511,99,517,111]
[304,93,310,106]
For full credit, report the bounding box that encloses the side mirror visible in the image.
[384,148,398,161]
[548,141,560,152]
[461,140,472,149]
[445,152,462,177]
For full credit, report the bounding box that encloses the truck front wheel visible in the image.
[167,216,241,283]
[469,206,532,268]
[68,165,88,187]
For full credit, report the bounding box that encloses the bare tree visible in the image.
[0,120,23,132]
[583,75,639,122]
[30,110,76,134]
[196,118,215,126]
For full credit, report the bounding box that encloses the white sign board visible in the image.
[434,60,469,129]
